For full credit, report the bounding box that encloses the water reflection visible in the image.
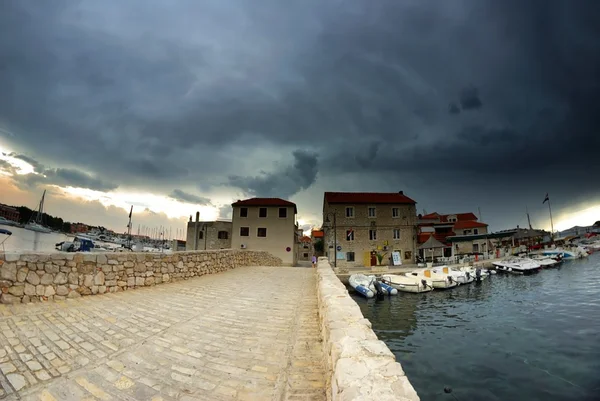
[351,254,600,401]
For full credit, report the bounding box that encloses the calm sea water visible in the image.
[0,225,69,252]
[352,254,600,401]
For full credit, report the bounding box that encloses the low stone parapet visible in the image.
[316,257,420,401]
[0,250,281,304]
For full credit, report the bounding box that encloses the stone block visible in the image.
[36,285,44,296]
[0,279,11,288]
[145,277,155,286]
[54,272,68,285]
[17,268,28,282]
[45,264,59,274]
[127,277,135,287]
[78,264,95,274]
[98,286,107,294]
[83,254,97,263]
[68,290,81,298]
[0,293,20,304]
[40,273,54,285]
[1,263,17,281]
[68,272,78,284]
[56,285,69,296]
[24,283,36,296]
[83,274,94,287]
[8,285,24,297]
[44,286,56,297]
[94,271,105,286]
[97,254,107,264]
[22,295,30,303]
[135,277,145,286]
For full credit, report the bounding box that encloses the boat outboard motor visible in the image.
[421,279,430,290]
[372,280,386,300]
[465,271,471,281]
[475,268,482,281]
[447,276,454,285]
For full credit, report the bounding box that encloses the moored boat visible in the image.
[493,257,541,275]
[407,269,459,289]
[349,274,376,298]
[381,274,433,293]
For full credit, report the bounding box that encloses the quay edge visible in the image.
[316,257,420,401]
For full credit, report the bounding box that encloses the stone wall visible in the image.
[0,250,281,304]
[316,257,420,401]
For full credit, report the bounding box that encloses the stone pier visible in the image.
[0,265,326,400]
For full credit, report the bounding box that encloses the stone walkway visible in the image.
[0,266,326,400]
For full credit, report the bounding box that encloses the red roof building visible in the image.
[324,191,416,205]
[418,211,488,246]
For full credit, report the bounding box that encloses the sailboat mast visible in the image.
[526,206,532,230]
[37,190,46,224]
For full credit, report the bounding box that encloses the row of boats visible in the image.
[349,253,566,298]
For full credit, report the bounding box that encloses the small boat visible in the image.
[407,269,459,289]
[0,217,18,227]
[349,274,375,298]
[433,266,474,284]
[55,236,95,252]
[459,266,492,281]
[348,274,398,298]
[493,257,542,275]
[529,254,561,267]
[381,274,433,293]
[0,228,12,251]
[541,246,588,259]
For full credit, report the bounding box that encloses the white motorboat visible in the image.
[493,257,542,275]
[381,274,433,293]
[0,228,12,252]
[24,222,52,233]
[406,269,459,289]
[432,266,474,284]
[529,254,561,267]
[459,266,492,280]
[348,274,398,298]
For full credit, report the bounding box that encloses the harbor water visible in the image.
[352,254,600,401]
[0,225,70,252]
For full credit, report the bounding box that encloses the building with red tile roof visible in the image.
[322,191,418,267]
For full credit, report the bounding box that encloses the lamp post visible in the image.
[324,212,337,268]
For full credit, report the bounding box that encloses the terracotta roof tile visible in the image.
[311,230,324,238]
[453,220,488,229]
[324,192,416,205]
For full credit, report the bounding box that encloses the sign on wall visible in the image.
[392,251,402,266]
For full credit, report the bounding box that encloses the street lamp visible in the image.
[324,212,337,267]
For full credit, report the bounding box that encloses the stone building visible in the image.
[231,198,298,266]
[0,203,20,222]
[322,192,418,268]
[417,212,489,260]
[298,236,312,261]
[185,212,232,251]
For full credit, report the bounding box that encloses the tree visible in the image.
[313,239,324,253]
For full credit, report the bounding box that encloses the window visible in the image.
[368,207,376,218]
[259,208,267,218]
[345,207,354,218]
[346,230,354,241]
[257,227,267,237]
[369,229,377,241]
[198,231,204,239]
[393,229,401,240]
[240,208,248,218]
[464,230,472,235]
[473,243,479,253]
[279,207,287,218]
[303,253,309,258]
[240,227,249,236]
[218,231,228,240]
[346,252,355,262]
[474,228,479,235]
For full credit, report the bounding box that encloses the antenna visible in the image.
[478,207,482,221]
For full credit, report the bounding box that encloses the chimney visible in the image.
[398,191,404,195]
[195,211,200,222]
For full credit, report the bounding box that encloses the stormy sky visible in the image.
[0,0,599,235]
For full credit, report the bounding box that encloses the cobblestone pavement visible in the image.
[0,266,326,400]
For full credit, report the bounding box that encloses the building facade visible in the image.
[417,212,489,260]
[231,198,298,266]
[322,192,418,268]
[186,212,232,250]
[0,204,20,222]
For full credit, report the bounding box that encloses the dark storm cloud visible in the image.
[458,86,482,110]
[168,189,212,205]
[7,153,45,172]
[448,103,461,115]
[217,204,232,220]
[0,0,598,230]
[228,150,318,199]
[15,168,118,192]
